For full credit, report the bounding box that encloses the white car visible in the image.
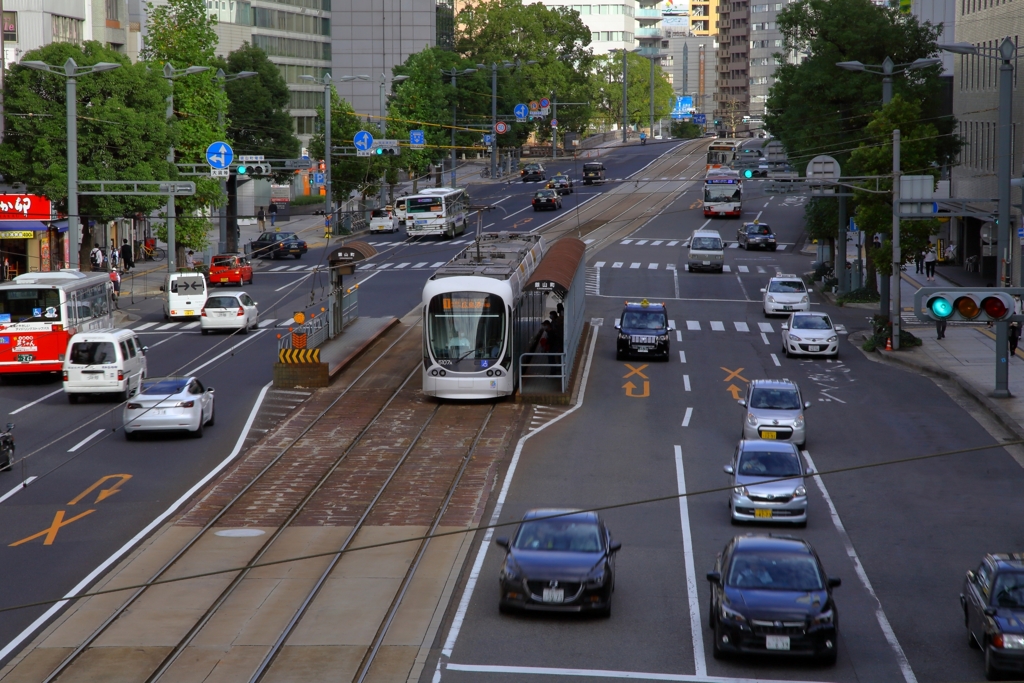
[762,275,810,317]
[782,312,839,359]
[200,291,258,335]
[123,376,214,439]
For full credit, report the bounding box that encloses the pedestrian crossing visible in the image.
[356,261,447,271]
[129,317,288,332]
[611,318,780,334]
[617,239,790,251]
[593,261,776,275]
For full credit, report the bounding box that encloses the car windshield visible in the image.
[727,552,824,590]
[738,449,802,476]
[206,296,241,308]
[141,378,189,395]
[622,310,667,330]
[769,280,806,293]
[750,387,801,410]
[793,315,832,330]
[692,237,723,250]
[513,519,603,552]
[70,341,117,365]
[993,572,1024,608]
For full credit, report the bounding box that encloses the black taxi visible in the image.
[582,162,606,185]
[615,300,673,361]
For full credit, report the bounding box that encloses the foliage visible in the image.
[866,314,920,350]
[670,121,704,139]
[307,89,383,204]
[836,287,880,304]
[803,197,839,244]
[0,41,172,230]
[142,0,228,252]
[215,43,300,179]
[590,51,674,131]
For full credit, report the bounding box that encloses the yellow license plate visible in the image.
[220,277,229,282]
[755,509,773,519]
[761,431,777,439]
[185,310,194,316]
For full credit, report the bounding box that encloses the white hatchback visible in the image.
[200,291,258,334]
[782,312,839,359]
[762,275,810,317]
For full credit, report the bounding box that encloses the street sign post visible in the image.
[206,142,233,170]
[354,130,374,157]
[409,130,425,148]
[494,121,509,134]
[514,103,528,121]
[313,173,325,185]
[550,119,558,128]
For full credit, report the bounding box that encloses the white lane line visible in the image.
[274,274,311,292]
[764,202,770,208]
[493,195,512,205]
[737,265,749,273]
[186,331,264,375]
[681,408,693,427]
[182,322,200,329]
[629,262,641,269]
[505,205,531,219]
[157,323,178,331]
[10,389,64,415]
[648,263,659,270]
[0,477,37,505]
[683,375,691,392]
[771,353,781,366]
[675,330,682,342]
[67,429,105,453]
[431,262,446,268]
[668,240,679,246]
[761,332,770,345]
[637,240,648,245]
[0,382,273,664]
[258,319,277,328]
[144,332,182,349]
[652,240,663,246]
[802,450,918,683]
[436,326,600,672]
[758,322,774,333]
[822,392,847,404]
[621,239,633,245]
[595,261,606,268]
[134,322,158,331]
[686,321,700,331]
[699,219,711,230]
[394,262,410,269]
[270,265,290,271]
[777,244,786,251]
[734,322,749,332]
[755,210,763,221]
[674,445,706,677]
[679,350,686,363]
[710,321,725,331]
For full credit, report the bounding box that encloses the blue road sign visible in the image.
[409,130,425,146]
[354,131,374,151]
[693,113,707,125]
[313,173,325,185]
[849,218,859,232]
[206,142,233,169]
[483,134,493,145]
[514,103,528,119]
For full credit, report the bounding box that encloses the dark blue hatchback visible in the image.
[962,553,1024,680]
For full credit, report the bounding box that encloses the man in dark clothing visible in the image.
[549,310,564,353]
[268,202,278,228]
[1010,322,1021,357]
[120,239,134,273]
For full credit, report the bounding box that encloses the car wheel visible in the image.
[616,350,625,361]
[783,345,790,358]
[763,309,770,318]
[68,393,79,405]
[743,243,749,251]
[192,419,204,438]
[984,642,1000,680]
[797,440,806,449]
[1,449,12,472]
[730,515,741,526]
[596,602,612,618]
[240,322,249,335]
[708,598,716,629]
[533,207,539,212]
[712,622,729,660]
[295,253,301,259]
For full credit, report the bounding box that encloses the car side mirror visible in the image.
[828,577,842,588]
[159,285,166,292]
[142,346,148,354]
[4,423,13,432]
[668,326,675,332]
[614,324,621,330]
[207,387,215,393]
[804,402,811,409]
[966,570,976,583]
[781,323,789,331]
[984,606,997,617]
[494,536,510,549]
[738,399,746,407]
[609,541,622,553]
[706,571,722,584]
[723,465,734,475]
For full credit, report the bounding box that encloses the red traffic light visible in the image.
[982,296,1008,318]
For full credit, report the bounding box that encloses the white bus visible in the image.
[703,169,742,218]
[404,188,470,239]
[706,139,745,171]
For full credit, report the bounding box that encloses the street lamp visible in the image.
[21,58,120,269]
[302,73,368,234]
[162,64,211,272]
[377,73,408,205]
[836,56,942,104]
[634,50,663,142]
[213,69,257,253]
[441,67,477,187]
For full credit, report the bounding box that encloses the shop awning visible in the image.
[0,220,48,231]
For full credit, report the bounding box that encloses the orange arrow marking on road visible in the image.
[623,380,650,398]
[689,200,703,210]
[68,474,133,506]
[726,384,744,400]
[9,509,96,547]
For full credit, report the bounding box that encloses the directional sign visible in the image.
[206,142,233,170]
[210,169,229,178]
[494,121,509,134]
[285,158,312,169]
[238,155,264,162]
[540,98,550,109]
[409,130,425,148]
[693,113,707,125]
[354,130,375,151]
[550,119,558,128]
[514,103,529,120]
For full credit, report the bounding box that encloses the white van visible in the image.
[163,272,208,320]
[688,229,725,272]
[63,328,148,403]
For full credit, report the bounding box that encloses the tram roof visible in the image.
[431,232,546,281]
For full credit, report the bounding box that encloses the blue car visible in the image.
[962,553,1024,680]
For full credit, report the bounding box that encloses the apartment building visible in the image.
[1,0,134,67]
[715,0,750,134]
[527,1,638,55]
[747,0,785,119]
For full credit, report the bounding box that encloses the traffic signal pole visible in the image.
[891,129,901,350]
[994,40,1015,396]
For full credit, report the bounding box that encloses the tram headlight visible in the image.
[494,368,502,376]
[430,369,439,376]
[486,370,494,377]
[439,369,446,377]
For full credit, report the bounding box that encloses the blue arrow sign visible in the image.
[354,130,374,151]
[693,114,707,125]
[409,130,425,146]
[206,141,233,169]
[514,103,529,119]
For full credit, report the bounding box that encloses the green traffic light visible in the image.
[237,165,248,174]
[374,148,383,155]
[929,297,953,318]
[743,169,753,179]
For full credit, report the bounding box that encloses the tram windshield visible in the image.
[427,292,505,367]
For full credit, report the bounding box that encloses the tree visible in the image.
[670,120,705,139]
[307,88,383,211]
[590,51,674,132]
[215,43,301,175]
[142,0,228,254]
[0,41,171,261]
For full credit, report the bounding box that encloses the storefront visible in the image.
[0,195,57,280]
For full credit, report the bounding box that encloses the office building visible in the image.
[715,0,750,134]
[1,0,134,67]
[747,1,785,120]
[526,1,637,55]
[667,30,716,116]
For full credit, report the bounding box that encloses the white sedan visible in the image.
[781,312,839,359]
[200,291,258,334]
[124,376,215,439]
[762,275,810,317]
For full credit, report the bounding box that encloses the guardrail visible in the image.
[519,352,567,394]
[278,314,329,351]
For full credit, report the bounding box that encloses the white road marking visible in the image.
[10,389,65,415]
[686,321,700,331]
[630,262,641,269]
[722,265,732,273]
[358,264,375,270]
[758,322,774,333]
[648,263,659,270]
[728,243,740,249]
[681,408,693,427]
[258,319,277,328]
[777,244,786,250]
[755,210,763,221]
[505,206,531,219]
[802,450,918,683]
[771,353,781,366]
[157,323,178,330]
[674,445,706,677]
[652,240,663,246]
[0,477,37,505]
[761,332,770,345]
[821,392,847,403]
[756,266,766,273]
[134,322,158,331]
[710,321,725,331]
[277,318,295,327]
[182,322,200,329]
[699,219,711,230]
[585,239,595,244]
[431,262,446,268]
[764,202,770,208]
[376,263,393,270]
[668,240,679,246]
[734,322,749,332]
[274,274,311,292]
[143,332,182,349]
[394,262,410,269]
[637,240,648,245]
[493,195,512,204]
[413,262,428,268]
[450,240,466,245]
[666,263,676,270]
[271,265,290,271]
[621,239,633,245]
[668,320,676,329]
[595,261,606,268]
[683,375,691,392]
[738,265,749,273]
[68,429,105,453]
[612,262,623,269]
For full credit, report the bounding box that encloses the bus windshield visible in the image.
[705,184,741,202]
[427,292,505,367]
[0,288,62,323]
[407,197,443,214]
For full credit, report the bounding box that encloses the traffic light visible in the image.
[373,146,400,156]
[237,162,272,176]
[714,119,721,126]
[743,169,754,179]
[923,291,1016,322]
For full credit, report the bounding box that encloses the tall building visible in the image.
[1,0,134,67]
[667,30,716,116]
[715,0,750,135]
[527,1,637,56]
[747,1,785,120]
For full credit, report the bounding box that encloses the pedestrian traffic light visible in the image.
[921,290,1016,322]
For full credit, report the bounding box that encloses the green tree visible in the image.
[307,88,382,211]
[0,41,171,261]
[591,51,673,133]
[670,120,704,139]
[142,0,228,254]
[216,43,301,175]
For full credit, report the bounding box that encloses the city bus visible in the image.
[706,139,745,171]
[703,169,742,217]
[404,188,470,239]
[0,270,114,375]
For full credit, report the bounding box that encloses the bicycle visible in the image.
[138,244,166,262]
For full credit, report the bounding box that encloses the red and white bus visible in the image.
[0,270,114,375]
[703,169,742,218]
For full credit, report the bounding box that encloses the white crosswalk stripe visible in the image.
[630,263,641,269]
[605,318,781,335]
[358,264,374,270]
[431,262,446,268]
[710,321,725,331]
[648,263,659,270]
[687,320,700,331]
[183,322,200,329]
[585,238,595,244]
[135,322,158,331]
[271,265,290,271]
[586,267,600,296]
[612,262,623,268]
[258,319,277,328]
[758,322,774,333]
[669,320,676,329]
[668,240,679,246]
[620,240,633,245]
[394,262,410,269]
[728,243,740,249]
[413,262,428,268]
[776,244,786,251]
[756,266,766,273]
[288,265,305,271]
[723,265,732,273]
[376,263,392,270]
[278,318,295,327]
[738,265,749,273]
[652,240,663,246]
[157,323,178,331]
[637,240,648,245]
[666,263,676,270]
[595,261,606,268]
[734,322,749,332]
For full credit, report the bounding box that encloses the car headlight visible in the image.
[828,336,838,343]
[766,295,776,303]
[746,412,758,427]
[720,602,747,623]
[733,485,748,496]
[794,414,805,428]
[800,295,809,303]
[813,608,834,625]
[585,567,607,588]
[658,334,668,342]
[794,484,806,496]
[501,560,522,582]
[995,633,1024,649]
[789,334,803,342]
[618,333,629,341]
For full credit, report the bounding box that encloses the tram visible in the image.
[422,232,547,399]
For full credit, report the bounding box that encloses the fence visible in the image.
[342,287,358,327]
[277,313,329,351]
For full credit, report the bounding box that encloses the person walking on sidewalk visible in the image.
[924,246,937,281]
[936,316,946,340]
[915,249,925,274]
[1010,322,1021,358]
[120,239,134,273]
[269,202,278,229]
[257,207,266,233]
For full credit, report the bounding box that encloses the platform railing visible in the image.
[278,314,329,351]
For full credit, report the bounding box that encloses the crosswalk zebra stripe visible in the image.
[135,322,158,331]
[734,322,749,332]
[585,238,595,244]
[595,261,606,268]
[183,322,200,329]
[648,263,659,270]
[258,319,277,328]
[278,318,295,327]
[738,265,749,273]
[621,239,633,245]
[723,265,732,273]
[636,240,648,245]
[668,241,679,247]
[710,321,725,331]
[687,321,700,331]
[393,263,409,269]
[612,262,623,268]
[630,263,641,269]
[157,323,177,331]
[756,266,766,273]
[430,262,446,268]
[288,265,305,271]
[376,263,392,269]
[413,262,428,268]
[758,322,774,333]
[652,241,663,246]
[271,265,290,271]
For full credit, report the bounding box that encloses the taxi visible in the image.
[546,174,574,195]
[208,253,253,286]
[615,299,673,361]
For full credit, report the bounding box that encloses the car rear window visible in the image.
[727,553,823,590]
[584,163,603,171]
[171,276,205,294]
[750,387,801,410]
[70,341,117,365]
[141,378,189,395]
[212,256,236,267]
[206,296,240,309]
[513,520,603,552]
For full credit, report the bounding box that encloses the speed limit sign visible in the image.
[494,121,509,134]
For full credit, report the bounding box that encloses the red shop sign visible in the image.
[0,195,53,221]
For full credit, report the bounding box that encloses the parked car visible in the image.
[781,312,839,359]
[532,189,562,211]
[249,231,308,260]
[123,376,215,439]
[208,253,253,286]
[724,440,809,526]
[200,291,259,335]
[961,553,1024,680]
[739,378,809,448]
[521,163,546,182]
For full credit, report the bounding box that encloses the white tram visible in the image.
[422,233,547,399]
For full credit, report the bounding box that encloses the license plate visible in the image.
[808,345,820,352]
[153,408,167,415]
[636,348,648,353]
[761,431,777,439]
[87,374,100,380]
[703,261,711,265]
[718,212,725,216]
[542,588,564,603]
[782,306,792,311]
[755,509,773,519]
[220,277,229,282]
[185,310,194,316]
[766,635,790,650]
[16,354,33,363]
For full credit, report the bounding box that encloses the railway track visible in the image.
[28,322,513,683]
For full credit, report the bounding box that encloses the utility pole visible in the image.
[891,129,901,350]
[995,38,1015,395]
[215,69,257,254]
[622,49,628,143]
[491,63,498,181]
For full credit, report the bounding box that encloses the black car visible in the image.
[707,535,841,664]
[521,163,546,182]
[582,162,606,185]
[615,300,672,361]
[249,231,308,260]
[546,175,574,195]
[962,553,1024,680]
[736,221,777,251]
[532,189,562,211]
[496,509,620,616]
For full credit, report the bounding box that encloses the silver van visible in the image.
[688,229,725,272]
[63,328,148,403]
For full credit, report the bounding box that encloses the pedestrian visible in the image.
[109,241,119,271]
[269,202,278,229]
[109,269,121,305]
[257,206,266,233]
[915,249,924,274]
[1,256,8,282]
[185,250,196,269]
[872,235,882,251]
[924,246,937,281]
[90,245,104,271]
[120,239,134,273]
[936,316,946,340]
[548,311,563,354]
[1010,322,1021,358]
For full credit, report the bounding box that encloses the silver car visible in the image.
[782,311,839,358]
[123,376,215,439]
[739,379,810,448]
[724,440,810,526]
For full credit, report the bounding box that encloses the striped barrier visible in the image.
[279,348,321,364]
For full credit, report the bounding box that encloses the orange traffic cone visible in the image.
[885,337,893,351]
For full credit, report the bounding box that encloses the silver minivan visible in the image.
[688,229,725,272]
[63,328,148,403]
